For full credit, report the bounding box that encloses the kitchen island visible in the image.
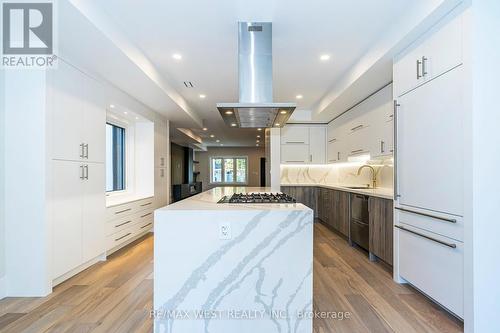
[153,187,314,333]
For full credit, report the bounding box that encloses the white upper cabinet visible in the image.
[50,61,106,163]
[394,14,462,97]
[280,126,309,145]
[280,125,325,164]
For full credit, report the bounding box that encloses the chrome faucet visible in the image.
[357,165,378,189]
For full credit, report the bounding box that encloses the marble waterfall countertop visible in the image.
[281,183,394,200]
[157,186,313,211]
[153,187,314,333]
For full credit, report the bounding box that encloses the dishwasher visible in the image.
[350,193,369,251]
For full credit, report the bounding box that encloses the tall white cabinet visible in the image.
[393,11,465,318]
[49,61,106,282]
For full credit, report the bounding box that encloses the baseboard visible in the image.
[0,275,6,300]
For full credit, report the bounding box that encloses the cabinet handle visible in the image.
[141,212,152,218]
[160,169,164,178]
[380,140,385,153]
[115,208,132,215]
[393,100,400,199]
[350,149,364,154]
[337,152,340,160]
[416,59,422,79]
[115,233,132,242]
[79,143,85,158]
[115,220,132,228]
[421,56,428,77]
[285,160,306,163]
[328,138,337,143]
[309,154,312,162]
[80,165,85,180]
[140,222,153,229]
[84,144,89,159]
[350,125,364,132]
[160,157,165,166]
[140,202,152,207]
[84,165,89,180]
[285,141,305,144]
[395,207,457,223]
[395,225,457,249]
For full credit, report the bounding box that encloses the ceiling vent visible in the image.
[183,81,194,88]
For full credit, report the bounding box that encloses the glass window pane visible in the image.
[106,123,126,192]
[212,158,222,182]
[224,158,234,183]
[236,158,246,183]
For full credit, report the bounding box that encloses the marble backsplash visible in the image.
[280,159,394,189]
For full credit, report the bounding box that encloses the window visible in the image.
[210,157,248,184]
[106,123,126,192]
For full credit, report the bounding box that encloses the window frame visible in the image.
[105,118,130,195]
[209,156,249,185]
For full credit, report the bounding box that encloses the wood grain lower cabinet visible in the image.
[369,197,393,265]
[331,190,350,237]
[281,186,317,215]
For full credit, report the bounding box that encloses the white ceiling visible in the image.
[80,0,442,147]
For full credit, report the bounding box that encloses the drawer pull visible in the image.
[141,212,152,218]
[350,124,364,131]
[328,138,337,143]
[395,207,457,223]
[115,233,132,242]
[115,208,132,215]
[115,220,132,228]
[140,222,152,229]
[285,141,305,144]
[285,160,306,163]
[140,202,152,207]
[350,149,364,154]
[395,225,456,249]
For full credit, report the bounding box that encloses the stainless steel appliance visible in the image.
[350,193,369,251]
[218,192,296,204]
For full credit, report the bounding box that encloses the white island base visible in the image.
[153,187,313,333]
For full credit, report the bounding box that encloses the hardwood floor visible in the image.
[0,224,463,333]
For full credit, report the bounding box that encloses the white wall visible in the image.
[469,1,500,332]
[0,69,5,297]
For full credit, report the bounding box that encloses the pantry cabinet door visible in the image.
[309,127,326,164]
[82,75,106,164]
[50,61,84,161]
[397,66,464,216]
[52,160,83,278]
[82,163,106,262]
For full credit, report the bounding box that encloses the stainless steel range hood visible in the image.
[217,22,296,128]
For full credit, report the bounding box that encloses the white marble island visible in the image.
[153,187,313,333]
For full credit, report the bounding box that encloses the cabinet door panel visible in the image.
[281,144,309,164]
[52,160,83,278]
[82,163,105,262]
[369,197,393,264]
[309,127,326,164]
[50,61,84,161]
[280,126,309,144]
[397,66,464,216]
[82,75,106,163]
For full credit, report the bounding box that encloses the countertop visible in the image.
[106,193,153,208]
[281,183,394,200]
[156,186,311,211]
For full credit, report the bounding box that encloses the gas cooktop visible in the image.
[217,192,296,204]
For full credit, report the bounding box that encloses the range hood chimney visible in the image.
[217,22,296,128]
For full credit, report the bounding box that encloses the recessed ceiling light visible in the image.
[275,123,280,127]
[280,110,287,114]
[295,95,303,99]
[109,104,115,108]
[172,53,182,60]
[256,135,261,138]
[256,144,259,147]
[216,139,220,143]
[123,111,128,115]
[210,134,215,138]
[225,110,233,115]
[320,54,330,61]
[257,128,262,131]
[202,127,208,131]
[220,143,224,146]
[256,140,260,143]
[199,94,206,99]
[135,117,139,120]
[231,123,237,127]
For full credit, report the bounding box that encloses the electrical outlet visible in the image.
[219,222,232,240]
